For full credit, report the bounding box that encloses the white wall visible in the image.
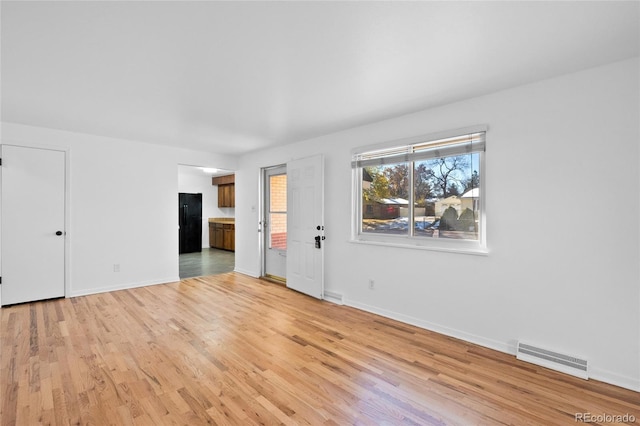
[1,123,237,297]
[178,166,234,248]
[234,58,640,391]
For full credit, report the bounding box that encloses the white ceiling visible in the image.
[2,1,638,156]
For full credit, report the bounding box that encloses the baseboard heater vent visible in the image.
[516,341,588,380]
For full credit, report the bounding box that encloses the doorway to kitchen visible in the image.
[261,165,287,283]
[178,165,235,279]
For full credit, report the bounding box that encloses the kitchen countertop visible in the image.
[208,217,235,224]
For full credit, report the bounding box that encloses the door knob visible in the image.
[55,231,63,236]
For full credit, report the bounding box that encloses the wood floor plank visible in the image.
[1,272,639,425]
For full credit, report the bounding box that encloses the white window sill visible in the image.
[349,236,489,256]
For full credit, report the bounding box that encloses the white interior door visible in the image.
[286,154,324,299]
[1,145,66,305]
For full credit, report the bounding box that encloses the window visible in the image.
[269,174,287,250]
[352,126,487,253]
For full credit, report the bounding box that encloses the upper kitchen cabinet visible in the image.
[218,184,235,207]
[212,174,235,208]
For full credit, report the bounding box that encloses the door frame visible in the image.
[259,164,287,282]
[0,143,71,306]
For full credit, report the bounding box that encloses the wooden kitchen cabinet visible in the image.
[217,184,235,208]
[214,223,224,248]
[212,175,235,208]
[223,224,235,251]
[209,221,234,251]
[208,223,215,248]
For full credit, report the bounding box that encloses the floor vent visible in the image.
[516,342,588,380]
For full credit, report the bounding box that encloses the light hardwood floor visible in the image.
[1,273,639,425]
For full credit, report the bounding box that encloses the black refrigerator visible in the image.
[179,193,202,254]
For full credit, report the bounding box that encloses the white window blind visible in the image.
[351,132,485,169]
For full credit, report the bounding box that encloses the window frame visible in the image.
[351,125,488,255]
[267,172,288,251]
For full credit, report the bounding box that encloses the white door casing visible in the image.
[1,145,66,305]
[286,154,324,299]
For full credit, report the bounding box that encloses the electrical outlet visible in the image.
[368,279,375,289]
[113,264,120,272]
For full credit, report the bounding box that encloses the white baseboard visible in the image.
[590,367,640,393]
[343,298,640,393]
[344,298,513,355]
[323,290,344,305]
[68,276,180,298]
[233,268,260,278]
